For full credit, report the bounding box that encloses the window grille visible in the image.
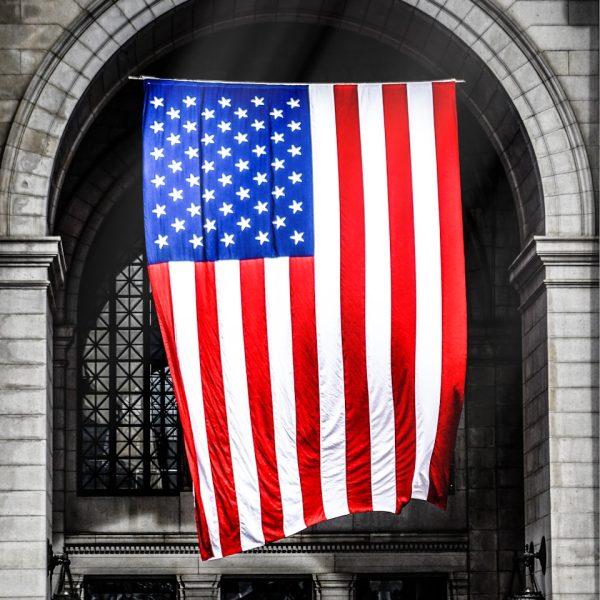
[79,246,187,494]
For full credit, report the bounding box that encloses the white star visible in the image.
[217,120,232,133]
[201,160,215,173]
[154,234,168,249]
[171,218,185,232]
[253,172,267,186]
[254,200,268,214]
[271,158,285,171]
[201,133,214,145]
[290,230,304,245]
[287,120,301,132]
[270,108,283,119]
[221,232,235,247]
[150,121,164,133]
[271,132,285,144]
[185,146,199,159]
[251,96,265,107]
[218,173,232,187]
[234,107,248,119]
[204,218,216,233]
[152,203,166,218]
[255,230,269,245]
[289,200,303,213]
[218,96,231,108]
[150,147,164,160]
[202,189,215,202]
[166,133,181,145]
[237,216,251,230]
[168,160,183,173]
[235,158,249,172]
[252,145,266,157]
[251,119,265,131]
[150,96,164,109]
[236,186,250,200]
[151,174,165,188]
[186,173,200,187]
[288,171,302,184]
[217,146,232,159]
[272,186,285,199]
[288,145,301,156]
[201,108,215,120]
[272,215,286,229]
[189,234,203,248]
[168,187,183,201]
[219,202,234,216]
[183,95,196,108]
[166,107,180,119]
[287,98,300,109]
[183,120,197,133]
[187,203,201,217]
[234,132,248,144]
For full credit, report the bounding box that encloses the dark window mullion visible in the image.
[109,274,117,490]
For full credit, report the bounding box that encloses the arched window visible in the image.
[78,200,188,494]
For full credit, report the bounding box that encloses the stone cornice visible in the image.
[509,236,598,310]
[0,236,65,309]
[64,532,468,556]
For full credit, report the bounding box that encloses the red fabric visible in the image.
[382,84,418,511]
[334,84,373,514]
[194,261,242,556]
[428,82,467,506]
[148,263,213,560]
[239,259,285,541]
[289,256,326,526]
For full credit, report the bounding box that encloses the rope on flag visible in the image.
[141,79,467,560]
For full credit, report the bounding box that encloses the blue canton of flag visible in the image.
[142,80,314,264]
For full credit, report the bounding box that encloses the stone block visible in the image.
[0,439,45,465]
[544,50,570,75]
[547,312,598,338]
[0,364,47,389]
[549,361,596,388]
[118,0,149,20]
[558,75,599,101]
[0,568,46,597]
[568,0,599,26]
[527,25,598,50]
[551,437,597,463]
[509,1,568,26]
[0,0,20,23]
[0,515,46,541]
[0,388,46,415]
[0,49,20,74]
[0,540,46,568]
[0,314,46,339]
[550,386,596,412]
[0,414,46,439]
[551,537,598,566]
[21,0,81,25]
[0,490,45,516]
[549,336,598,362]
[20,49,45,74]
[0,74,29,100]
[569,49,599,75]
[0,289,46,314]
[0,24,63,49]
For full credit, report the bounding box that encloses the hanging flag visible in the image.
[141,78,466,560]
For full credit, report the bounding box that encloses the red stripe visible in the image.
[428,82,467,506]
[334,84,372,513]
[194,261,242,556]
[382,84,418,512]
[239,259,285,542]
[289,256,326,526]
[147,263,213,560]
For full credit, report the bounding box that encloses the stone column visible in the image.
[509,236,598,600]
[179,575,220,599]
[314,573,356,599]
[0,237,64,600]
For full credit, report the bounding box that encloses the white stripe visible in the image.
[309,84,349,519]
[169,262,222,557]
[264,257,306,536]
[358,84,396,512]
[214,260,264,549]
[407,82,443,499]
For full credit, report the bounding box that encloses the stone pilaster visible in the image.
[0,237,64,600]
[314,573,356,599]
[179,575,220,599]
[509,236,599,600]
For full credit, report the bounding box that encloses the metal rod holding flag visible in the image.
[140,77,467,560]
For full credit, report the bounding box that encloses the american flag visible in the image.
[142,79,466,560]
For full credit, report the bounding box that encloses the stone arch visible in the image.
[0,0,595,243]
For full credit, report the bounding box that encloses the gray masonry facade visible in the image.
[0,1,597,599]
